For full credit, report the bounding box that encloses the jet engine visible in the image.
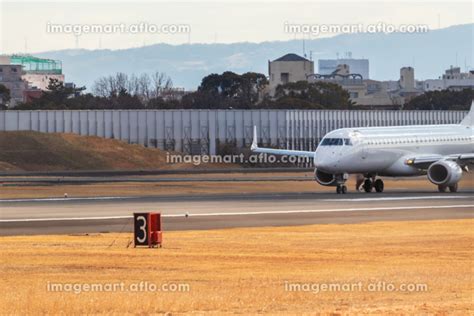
[427,160,462,186]
[314,168,338,186]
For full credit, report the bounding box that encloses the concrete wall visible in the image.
[0,110,466,155]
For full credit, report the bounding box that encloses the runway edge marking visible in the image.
[1,204,473,223]
[0,195,471,203]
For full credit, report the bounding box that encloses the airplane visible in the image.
[251,101,474,194]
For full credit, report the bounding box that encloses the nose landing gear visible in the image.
[335,174,349,194]
[336,184,348,194]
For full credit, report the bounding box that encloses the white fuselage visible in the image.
[314,124,474,176]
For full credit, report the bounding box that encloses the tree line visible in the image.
[1,70,472,110]
[403,88,473,110]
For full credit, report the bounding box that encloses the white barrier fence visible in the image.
[0,110,466,155]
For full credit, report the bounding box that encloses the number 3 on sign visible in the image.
[136,216,147,243]
[134,213,149,246]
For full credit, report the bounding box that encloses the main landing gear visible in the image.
[361,176,384,193]
[438,183,458,193]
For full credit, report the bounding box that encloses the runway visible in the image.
[1,191,473,235]
[0,175,313,184]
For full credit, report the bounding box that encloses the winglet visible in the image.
[460,100,473,126]
[251,126,258,151]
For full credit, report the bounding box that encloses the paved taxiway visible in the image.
[1,191,473,235]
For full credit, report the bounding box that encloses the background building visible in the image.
[0,55,65,107]
[308,65,425,107]
[318,56,369,79]
[268,53,314,95]
[0,64,28,106]
[423,67,474,91]
[399,67,415,91]
[9,55,64,91]
[1,55,64,91]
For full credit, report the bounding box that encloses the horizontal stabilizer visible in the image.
[251,126,315,158]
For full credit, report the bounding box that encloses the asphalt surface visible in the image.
[0,167,311,177]
[1,191,473,236]
[0,176,313,184]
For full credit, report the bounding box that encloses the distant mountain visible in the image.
[36,24,473,91]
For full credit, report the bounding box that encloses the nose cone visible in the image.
[314,155,339,173]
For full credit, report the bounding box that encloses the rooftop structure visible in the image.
[319,58,369,79]
[10,55,62,75]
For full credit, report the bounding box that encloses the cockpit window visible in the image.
[320,138,352,146]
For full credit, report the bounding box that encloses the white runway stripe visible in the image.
[1,204,472,223]
[0,195,470,203]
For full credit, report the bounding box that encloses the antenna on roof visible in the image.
[302,36,306,58]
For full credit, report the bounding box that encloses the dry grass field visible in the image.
[1,219,473,315]
[0,131,237,171]
[2,174,473,199]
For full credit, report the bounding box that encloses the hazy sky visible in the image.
[1,0,472,53]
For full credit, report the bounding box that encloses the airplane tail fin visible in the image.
[460,100,473,126]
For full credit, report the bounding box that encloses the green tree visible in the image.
[273,81,353,109]
[404,89,473,110]
[195,71,268,109]
[15,78,86,110]
[0,84,11,110]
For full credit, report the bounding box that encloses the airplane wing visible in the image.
[405,153,474,169]
[251,126,315,158]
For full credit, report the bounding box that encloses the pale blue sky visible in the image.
[1,0,472,53]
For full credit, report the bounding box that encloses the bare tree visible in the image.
[151,71,173,98]
[138,73,152,102]
[127,74,140,97]
[92,71,173,103]
[92,77,109,97]
[114,72,129,94]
